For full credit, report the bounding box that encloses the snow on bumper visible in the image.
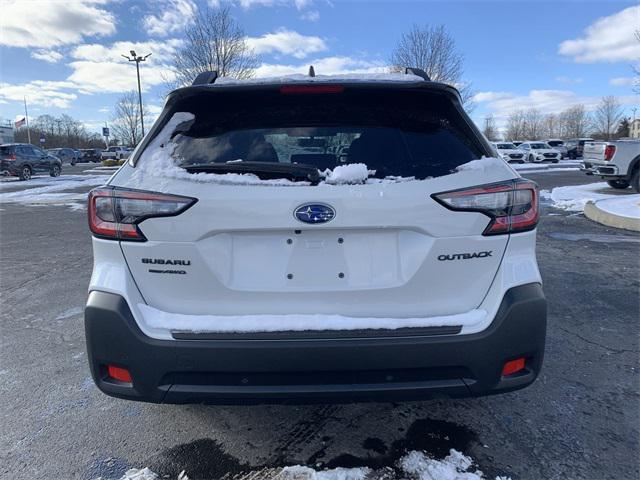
[84,283,546,403]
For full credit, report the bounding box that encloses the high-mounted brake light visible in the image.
[604,145,616,161]
[432,179,539,235]
[280,84,345,94]
[88,187,197,241]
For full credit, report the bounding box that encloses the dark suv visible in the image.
[0,143,62,180]
[566,138,594,159]
[80,148,103,163]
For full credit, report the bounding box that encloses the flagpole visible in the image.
[23,96,31,144]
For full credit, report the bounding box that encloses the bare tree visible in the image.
[111,91,142,147]
[542,113,560,139]
[390,24,475,111]
[559,105,591,138]
[523,109,544,139]
[170,5,259,87]
[505,110,527,140]
[593,96,623,140]
[482,114,499,141]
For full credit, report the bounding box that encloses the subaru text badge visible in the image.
[294,203,335,224]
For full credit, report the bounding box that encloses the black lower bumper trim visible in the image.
[84,283,546,404]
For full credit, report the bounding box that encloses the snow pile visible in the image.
[116,449,510,480]
[321,163,371,185]
[280,465,369,480]
[214,72,423,86]
[0,174,106,209]
[540,182,634,212]
[132,112,309,187]
[595,195,640,219]
[138,304,486,333]
[455,157,512,174]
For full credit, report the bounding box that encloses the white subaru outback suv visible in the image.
[85,69,546,404]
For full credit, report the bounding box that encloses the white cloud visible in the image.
[300,10,320,21]
[237,0,312,9]
[30,50,64,64]
[558,6,640,63]
[142,0,196,37]
[555,75,583,85]
[247,29,326,59]
[609,77,635,87]
[255,56,386,77]
[475,89,638,122]
[0,0,116,48]
[71,39,182,64]
[98,107,110,113]
[66,39,181,93]
[67,61,174,94]
[0,81,78,109]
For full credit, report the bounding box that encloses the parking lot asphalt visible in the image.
[0,166,638,480]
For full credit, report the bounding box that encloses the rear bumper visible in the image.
[84,283,547,404]
[581,162,619,177]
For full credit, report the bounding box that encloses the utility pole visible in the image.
[23,97,31,144]
[122,50,151,139]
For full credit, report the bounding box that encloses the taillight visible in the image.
[88,187,197,241]
[604,145,616,161]
[280,84,344,94]
[432,179,539,235]
[3,153,16,161]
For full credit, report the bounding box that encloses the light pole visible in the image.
[121,50,151,138]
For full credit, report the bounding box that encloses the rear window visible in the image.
[0,146,14,154]
[158,87,486,180]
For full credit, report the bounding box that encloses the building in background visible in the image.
[0,124,14,144]
[630,119,640,139]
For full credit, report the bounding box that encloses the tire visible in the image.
[607,179,630,189]
[19,165,32,181]
[50,164,61,177]
[630,168,639,193]
[529,154,535,163]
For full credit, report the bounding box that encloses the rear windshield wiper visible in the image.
[181,161,321,184]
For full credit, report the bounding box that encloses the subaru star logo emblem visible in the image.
[294,203,335,224]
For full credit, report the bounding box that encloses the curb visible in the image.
[584,198,640,232]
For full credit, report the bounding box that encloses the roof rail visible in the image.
[404,67,430,81]
[192,71,218,86]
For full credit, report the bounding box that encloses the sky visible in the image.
[0,0,638,135]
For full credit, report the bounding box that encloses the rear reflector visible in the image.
[432,179,539,235]
[280,84,345,94]
[107,365,132,383]
[604,145,616,161]
[88,187,197,241]
[502,358,526,376]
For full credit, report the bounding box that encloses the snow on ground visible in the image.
[0,174,106,210]
[139,304,486,333]
[540,182,635,212]
[117,449,510,480]
[511,160,582,172]
[595,195,640,219]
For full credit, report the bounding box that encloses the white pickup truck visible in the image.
[582,140,640,192]
[101,146,132,161]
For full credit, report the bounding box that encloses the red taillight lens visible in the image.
[88,187,197,241]
[502,357,526,376]
[280,84,345,94]
[4,153,16,161]
[106,365,132,383]
[433,179,539,235]
[604,145,616,161]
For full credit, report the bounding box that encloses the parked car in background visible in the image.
[85,69,546,404]
[492,142,527,163]
[518,142,561,163]
[101,146,131,161]
[546,139,568,158]
[1,143,62,180]
[582,139,640,192]
[47,147,79,165]
[566,138,594,159]
[80,148,103,162]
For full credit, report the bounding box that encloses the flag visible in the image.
[14,117,26,129]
